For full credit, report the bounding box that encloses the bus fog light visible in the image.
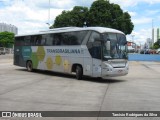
[104,67,112,71]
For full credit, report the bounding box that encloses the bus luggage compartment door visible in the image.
[92,59,102,77]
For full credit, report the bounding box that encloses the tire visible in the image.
[26,61,33,72]
[76,66,83,80]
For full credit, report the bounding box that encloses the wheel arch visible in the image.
[26,60,32,68]
[71,64,83,73]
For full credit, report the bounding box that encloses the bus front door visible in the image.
[92,59,102,78]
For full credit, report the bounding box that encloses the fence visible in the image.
[128,54,160,61]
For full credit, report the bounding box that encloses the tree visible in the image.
[52,0,134,35]
[88,0,134,34]
[0,31,14,48]
[88,0,112,27]
[51,6,89,28]
[153,39,160,49]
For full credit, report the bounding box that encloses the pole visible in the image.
[46,0,50,28]
[131,35,135,43]
[49,0,50,25]
[152,19,154,44]
[152,19,154,29]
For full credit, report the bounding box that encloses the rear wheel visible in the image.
[26,61,33,72]
[76,66,83,80]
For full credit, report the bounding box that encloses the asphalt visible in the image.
[0,54,160,120]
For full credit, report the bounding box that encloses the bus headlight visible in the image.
[103,64,112,72]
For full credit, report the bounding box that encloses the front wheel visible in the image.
[76,66,83,80]
[26,61,33,72]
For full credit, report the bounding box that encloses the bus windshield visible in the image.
[102,33,127,60]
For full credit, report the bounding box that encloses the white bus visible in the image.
[14,27,129,79]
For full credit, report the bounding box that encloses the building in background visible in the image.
[127,41,141,53]
[146,38,153,49]
[152,28,160,43]
[0,23,18,34]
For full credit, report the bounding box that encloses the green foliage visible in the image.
[0,31,14,47]
[52,6,89,28]
[153,39,160,49]
[52,0,134,35]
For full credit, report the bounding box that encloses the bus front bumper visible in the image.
[101,66,129,79]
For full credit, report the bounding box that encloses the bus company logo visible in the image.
[2,112,11,117]
[47,48,81,54]
[118,70,123,73]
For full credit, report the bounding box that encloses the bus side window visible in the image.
[54,34,61,45]
[41,35,47,45]
[69,32,78,45]
[67,31,88,45]
[35,35,42,46]
[45,34,53,46]
[31,36,36,46]
[24,36,31,46]
[75,31,88,45]
[62,33,70,45]
[87,32,101,59]
[15,37,24,46]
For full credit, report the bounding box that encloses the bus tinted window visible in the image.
[46,34,54,46]
[60,31,88,45]
[41,35,47,45]
[54,34,62,45]
[15,37,24,46]
[35,35,42,46]
[15,31,88,46]
[24,36,31,46]
[87,31,101,59]
[31,36,36,46]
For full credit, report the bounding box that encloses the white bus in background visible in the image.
[14,27,129,80]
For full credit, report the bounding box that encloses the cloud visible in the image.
[127,28,152,44]
[0,0,96,34]
[145,9,160,16]
[23,0,75,9]
[0,0,65,34]
[110,0,160,8]
[133,17,152,25]
[0,0,158,45]
[128,11,137,17]
[110,0,137,7]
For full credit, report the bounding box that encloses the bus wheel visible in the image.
[26,61,33,72]
[76,66,83,80]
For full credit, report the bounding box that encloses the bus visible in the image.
[14,27,129,80]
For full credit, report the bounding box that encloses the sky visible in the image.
[1,0,160,45]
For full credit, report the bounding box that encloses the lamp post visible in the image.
[48,0,50,24]
[46,0,50,28]
[131,35,135,43]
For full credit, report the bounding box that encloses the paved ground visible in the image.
[0,54,160,120]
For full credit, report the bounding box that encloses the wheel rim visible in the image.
[76,68,79,78]
[27,61,32,71]
[75,66,83,80]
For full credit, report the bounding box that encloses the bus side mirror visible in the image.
[106,41,110,51]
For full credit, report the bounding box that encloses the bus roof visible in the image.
[15,27,124,37]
